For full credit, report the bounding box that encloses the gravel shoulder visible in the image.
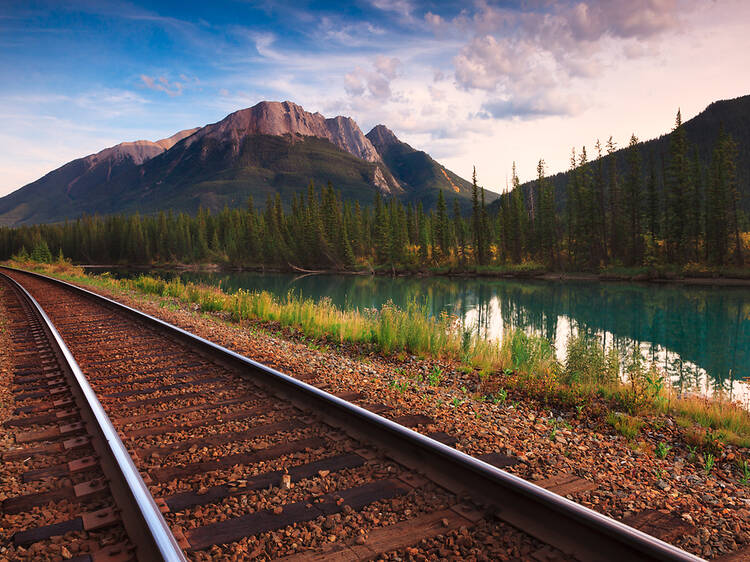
[36,279,750,559]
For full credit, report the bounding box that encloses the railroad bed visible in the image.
[0,268,702,561]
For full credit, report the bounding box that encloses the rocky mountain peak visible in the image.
[188,100,384,164]
[85,127,200,167]
[325,115,382,163]
[155,127,200,150]
[366,124,400,150]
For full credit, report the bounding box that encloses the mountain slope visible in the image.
[0,101,481,225]
[489,94,750,216]
[0,128,199,225]
[366,124,482,210]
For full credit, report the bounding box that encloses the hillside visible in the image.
[0,101,478,226]
[366,125,477,209]
[490,94,750,216]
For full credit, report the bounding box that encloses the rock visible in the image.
[281,474,291,489]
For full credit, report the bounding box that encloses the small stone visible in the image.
[281,474,291,489]
[61,546,72,560]
[355,535,367,545]
[273,506,283,515]
[441,518,450,527]
[318,470,330,477]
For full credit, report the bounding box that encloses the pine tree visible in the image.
[509,163,525,263]
[480,183,491,265]
[471,166,481,263]
[606,137,624,263]
[645,158,660,241]
[417,202,429,262]
[537,159,557,266]
[624,134,643,265]
[593,140,608,264]
[723,133,744,266]
[374,192,391,263]
[665,109,690,263]
[435,189,449,260]
[565,149,578,265]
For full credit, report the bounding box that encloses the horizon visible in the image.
[1,1,750,197]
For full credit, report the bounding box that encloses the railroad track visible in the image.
[0,267,703,561]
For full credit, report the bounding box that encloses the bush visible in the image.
[563,332,619,386]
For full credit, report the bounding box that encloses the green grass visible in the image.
[606,412,644,440]
[9,261,544,373]
[9,259,750,447]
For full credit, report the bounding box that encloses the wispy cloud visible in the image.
[140,75,183,97]
[0,0,747,197]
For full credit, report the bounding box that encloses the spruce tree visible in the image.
[624,134,643,265]
[537,159,557,266]
[509,163,525,263]
[665,109,690,263]
[471,166,481,263]
[645,158,660,241]
[435,189,449,260]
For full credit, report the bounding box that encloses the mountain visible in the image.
[366,125,476,209]
[0,101,480,226]
[0,128,199,226]
[489,94,750,216]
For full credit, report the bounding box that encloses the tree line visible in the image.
[0,110,745,270]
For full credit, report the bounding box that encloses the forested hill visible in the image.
[492,94,750,216]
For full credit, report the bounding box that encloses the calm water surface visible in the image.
[89,268,750,404]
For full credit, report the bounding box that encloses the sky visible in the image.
[1,0,749,197]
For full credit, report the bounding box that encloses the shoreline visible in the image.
[80,263,750,286]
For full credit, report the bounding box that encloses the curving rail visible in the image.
[1,270,186,561]
[2,266,705,561]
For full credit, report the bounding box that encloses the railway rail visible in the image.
[0,266,704,561]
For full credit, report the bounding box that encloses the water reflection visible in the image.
[90,269,750,404]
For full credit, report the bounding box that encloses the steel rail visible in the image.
[0,270,187,562]
[2,266,704,562]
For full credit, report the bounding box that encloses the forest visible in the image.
[1,111,746,272]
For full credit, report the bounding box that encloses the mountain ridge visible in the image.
[489,94,750,217]
[0,101,476,226]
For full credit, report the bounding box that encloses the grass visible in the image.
[606,411,644,440]
[7,259,552,376]
[599,263,750,280]
[8,258,750,448]
[655,442,672,459]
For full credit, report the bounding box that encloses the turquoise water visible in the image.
[89,268,750,404]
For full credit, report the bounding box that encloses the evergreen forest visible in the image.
[1,111,747,272]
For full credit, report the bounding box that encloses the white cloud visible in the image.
[140,75,183,97]
[374,55,401,79]
[344,56,403,101]
[344,71,366,97]
[2,0,747,199]
[424,11,442,28]
[370,0,414,22]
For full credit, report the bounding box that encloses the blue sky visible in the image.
[1,0,749,196]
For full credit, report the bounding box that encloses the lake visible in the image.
[87,268,750,405]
